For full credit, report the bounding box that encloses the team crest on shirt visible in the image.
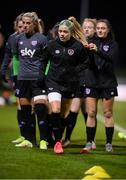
[68,49,74,56]
[55,50,60,54]
[85,88,91,95]
[19,41,23,45]
[31,41,37,46]
[103,45,109,51]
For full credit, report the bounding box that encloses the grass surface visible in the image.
[0,103,126,179]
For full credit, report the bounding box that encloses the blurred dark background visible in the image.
[0,0,125,71]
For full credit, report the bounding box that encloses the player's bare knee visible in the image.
[104,110,112,119]
[88,110,96,119]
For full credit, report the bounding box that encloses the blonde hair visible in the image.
[82,18,97,29]
[59,19,74,31]
[68,16,88,46]
[22,12,44,33]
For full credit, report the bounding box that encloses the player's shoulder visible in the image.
[8,32,18,41]
[35,32,46,38]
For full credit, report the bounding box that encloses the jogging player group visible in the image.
[0,12,119,154]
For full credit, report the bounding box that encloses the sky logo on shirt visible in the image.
[20,48,36,57]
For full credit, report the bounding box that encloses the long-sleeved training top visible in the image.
[13,32,48,80]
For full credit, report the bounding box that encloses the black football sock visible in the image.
[35,104,47,141]
[20,105,33,142]
[86,126,96,142]
[65,111,78,140]
[105,127,114,144]
[46,114,55,146]
[30,112,36,145]
[51,112,61,142]
[60,117,67,138]
[17,109,24,136]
